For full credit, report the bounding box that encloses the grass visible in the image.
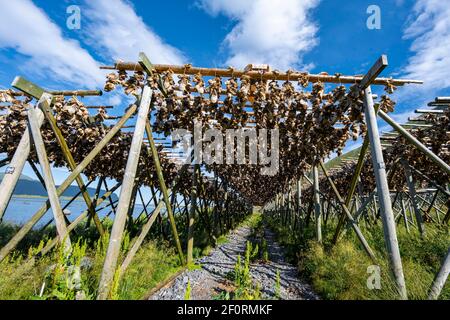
[0,233,181,300]
[266,214,450,300]
[0,210,255,300]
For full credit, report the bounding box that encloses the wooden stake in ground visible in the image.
[0,111,44,221]
[401,159,425,237]
[97,86,153,300]
[428,247,450,300]
[27,93,71,253]
[312,165,322,243]
[319,161,376,262]
[119,192,169,277]
[139,51,184,264]
[364,85,408,300]
[187,165,198,264]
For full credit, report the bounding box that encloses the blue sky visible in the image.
[0,0,449,187]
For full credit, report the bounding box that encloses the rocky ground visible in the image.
[149,225,318,300]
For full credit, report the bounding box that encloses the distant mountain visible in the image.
[0,173,118,201]
[0,172,34,181]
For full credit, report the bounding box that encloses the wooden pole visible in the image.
[319,161,376,261]
[187,166,197,265]
[9,78,102,98]
[27,93,71,252]
[401,159,425,236]
[102,62,422,87]
[428,247,450,300]
[378,110,450,175]
[39,95,105,235]
[139,52,184,264]
[364,85,407,299]
[120,193,168,276]
[97,86,153,300]
[0,110,44,221]
[17,183,121,275]
[333,131,372,243]
[400,193,410,234]
[145,119,184,265]
[313,165,322,243]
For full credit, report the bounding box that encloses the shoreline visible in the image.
[10,194,86,201]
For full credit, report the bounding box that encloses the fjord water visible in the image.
[2,196,147,227]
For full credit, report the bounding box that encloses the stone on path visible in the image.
[149,226,318,300]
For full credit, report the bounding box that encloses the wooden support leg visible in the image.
[0,109,44,221]
[97,86,153,300]
[39,99,105,235]
[104,180,117,216]
[120,191,169,277]
[400,193,410,234]
[313,165,322,243]
[364,85,407,300]
[319,161,376,261]
[401,159,425,237]
[187,165,198,265]
[145,120,184,264]
[425,191,439,221]
[27,94,71,253]
[378,110,450,175]
[428,247,450,300]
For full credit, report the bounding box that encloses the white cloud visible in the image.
[399,0,450,99]
[84,0,185,64]
[107,94,123,106]
[198,0,320,70]
[0,0,103,87]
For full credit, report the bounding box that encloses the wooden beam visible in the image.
[312,165,322,243]
[0,111,44,221]
[27,93,71,253]
[363,85,407,299]
[379,110,450,175]
[401,159,426,237]
[359,55,388,89]
[120,193,168,276]
[97,86,153,300]
[428,248,450,299]
[101,60,422,86]
[11,77,102,98]
[319,161,376,261]
[140,52,184,264]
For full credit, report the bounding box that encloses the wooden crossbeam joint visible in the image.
[12,76,45,99]
[359,55,388,90]
[138,52,168,97]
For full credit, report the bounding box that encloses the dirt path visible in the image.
[149,225,318,300]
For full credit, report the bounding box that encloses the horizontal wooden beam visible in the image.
[11,77,102,99]
[379,110,450,175]
[435,97,450,103]
[100,60,422,87]
[415,109,445,114]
